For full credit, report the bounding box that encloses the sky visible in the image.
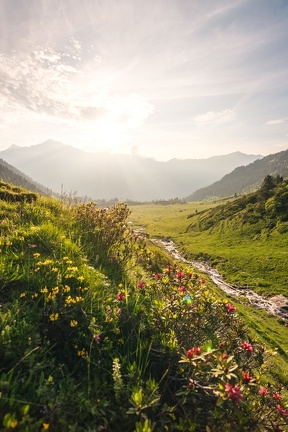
[0,0,288,161]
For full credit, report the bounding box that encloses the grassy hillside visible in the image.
[131,176,288,297]
[1,183,288,431]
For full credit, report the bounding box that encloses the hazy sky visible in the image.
[1,0,288,161]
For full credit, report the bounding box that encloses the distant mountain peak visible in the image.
[36,140,69,149]
[8,144,21,150]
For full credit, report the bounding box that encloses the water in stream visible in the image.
[154,238,288,321]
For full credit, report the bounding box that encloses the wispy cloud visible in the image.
[193,109,235,126]
[266,118,288,126]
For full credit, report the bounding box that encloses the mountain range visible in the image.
[188,149,288,201]
[0,140,261,201]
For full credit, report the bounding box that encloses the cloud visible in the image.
[193,109,235,126]
[266,118,288,126]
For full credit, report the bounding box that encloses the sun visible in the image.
[86,118,124,153]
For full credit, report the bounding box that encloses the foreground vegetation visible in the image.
[0,181,287,431]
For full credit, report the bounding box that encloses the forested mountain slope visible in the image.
[187,149,288,201]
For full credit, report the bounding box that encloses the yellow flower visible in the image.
[32,293,39,299]
[70,320,78,327]
[63,285,70,293]
[49,313,59,321]
[40,288,48,294]
[43,423,50,430]
[9,420,18,428]
[77,276,84,282]
[77,348,87,358]
[43,259,53,266]
[67,266,78,272]
[52,286,59,295]
[20,292,26,298]
[33,252,41,258]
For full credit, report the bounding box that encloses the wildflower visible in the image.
[225,303,236,313]
[242,372,253,383]
[154,273,161,280]
[77,348,87,358]
[178,285,186,292]
[276,404,287,416]
[138,281,145,289]
[33,252,41,258]
[241,342,253,353]
[117,292,125,302]
[19,292,26,298]
[49,313,59,321]
[77,276,84,282]
[176,271,184,280]
[258,387,268,396]
[200,278,206,284]
[94,334,101,343]
[225,383,243,404]
[67,266,78,272]
[273,393,282,400]
[70,320,78,327]
[43,424,50,430]
[186,347,201,358]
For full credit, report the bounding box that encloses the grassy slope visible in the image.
[129,198,288,387]
[129,200,288,296]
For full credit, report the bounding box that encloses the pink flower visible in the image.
[137,281,145,289]
[276,404,287,416]
[242,372,253,383]
[176,271,185,280]
[178,285,186,293]
[273,393,282,401]
[186,347,201,358]
[200,278,206,284]
[258,387,268,396]
[241,342,253,353]
[225,303,236,313]
[154,273,161,280]
[225,383,243,404]
[117,292,125,302]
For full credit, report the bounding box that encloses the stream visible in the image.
[153,238,288,321]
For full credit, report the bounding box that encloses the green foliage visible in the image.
[0,184,287,431]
